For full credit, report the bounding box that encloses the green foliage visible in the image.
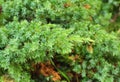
[0,0,120,82]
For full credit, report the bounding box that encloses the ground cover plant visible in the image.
[0,0,120,82]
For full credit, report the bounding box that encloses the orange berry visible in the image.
[84,4,91,9]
